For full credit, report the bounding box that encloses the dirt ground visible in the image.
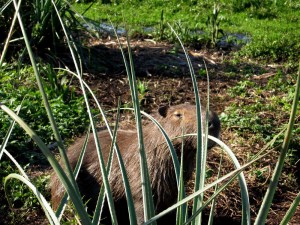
[1,36,300,224]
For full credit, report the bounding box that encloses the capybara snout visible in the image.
[50,103,221,224]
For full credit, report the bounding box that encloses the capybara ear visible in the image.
[158,104,169,117]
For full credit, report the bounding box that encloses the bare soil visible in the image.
[1,36,299,224]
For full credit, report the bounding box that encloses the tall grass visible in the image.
[1,0,300,225]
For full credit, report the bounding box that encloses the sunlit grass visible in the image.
[73,1,300,61]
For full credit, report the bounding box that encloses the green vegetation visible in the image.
[0,161,49,209]
[222,70,298,143]
[0,63,88,222]
[0,64,89,161]
[73,0,300,62]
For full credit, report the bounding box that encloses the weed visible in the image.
[7,176,50,209]
[266,70,293,91]
[222,67,299,153]
[158,9,166,40]
[206,2,225,47]
[252,167,269,183]
[40,65,75,102]
[228,80,255,97]
[137,79,149,97]
[137,79,152,107]
[198,68,207,77]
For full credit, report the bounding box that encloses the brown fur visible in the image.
[50,103,220,224]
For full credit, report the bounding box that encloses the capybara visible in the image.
[50,103,221,224]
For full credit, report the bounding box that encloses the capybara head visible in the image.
[156,103,220,149]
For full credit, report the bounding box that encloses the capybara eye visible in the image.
[174,112,182,118]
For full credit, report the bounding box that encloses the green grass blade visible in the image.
[112,24,155,223]
[2,149,29,180]
[147,133,250,225]
[209,135,251,225]
[123,107,186,223]
[12,0,78,195]
[92,100,137,225]
[126,34,155,223]
[58,68,137,225]
[4,173,59,225]
[167,23,205,225]
[207,152,223,225]
[110,109,138,225]
[0,0,13,13]
[0,0,20,66]
[176,131,188,225]
[92,117,119,225]
[254,62,300,225]
[121,108,181,185]
[184,167,242,225]
[52,3,119,223]
[0,104,21,160]
[55,129,91,220]
[280,190,300,225]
